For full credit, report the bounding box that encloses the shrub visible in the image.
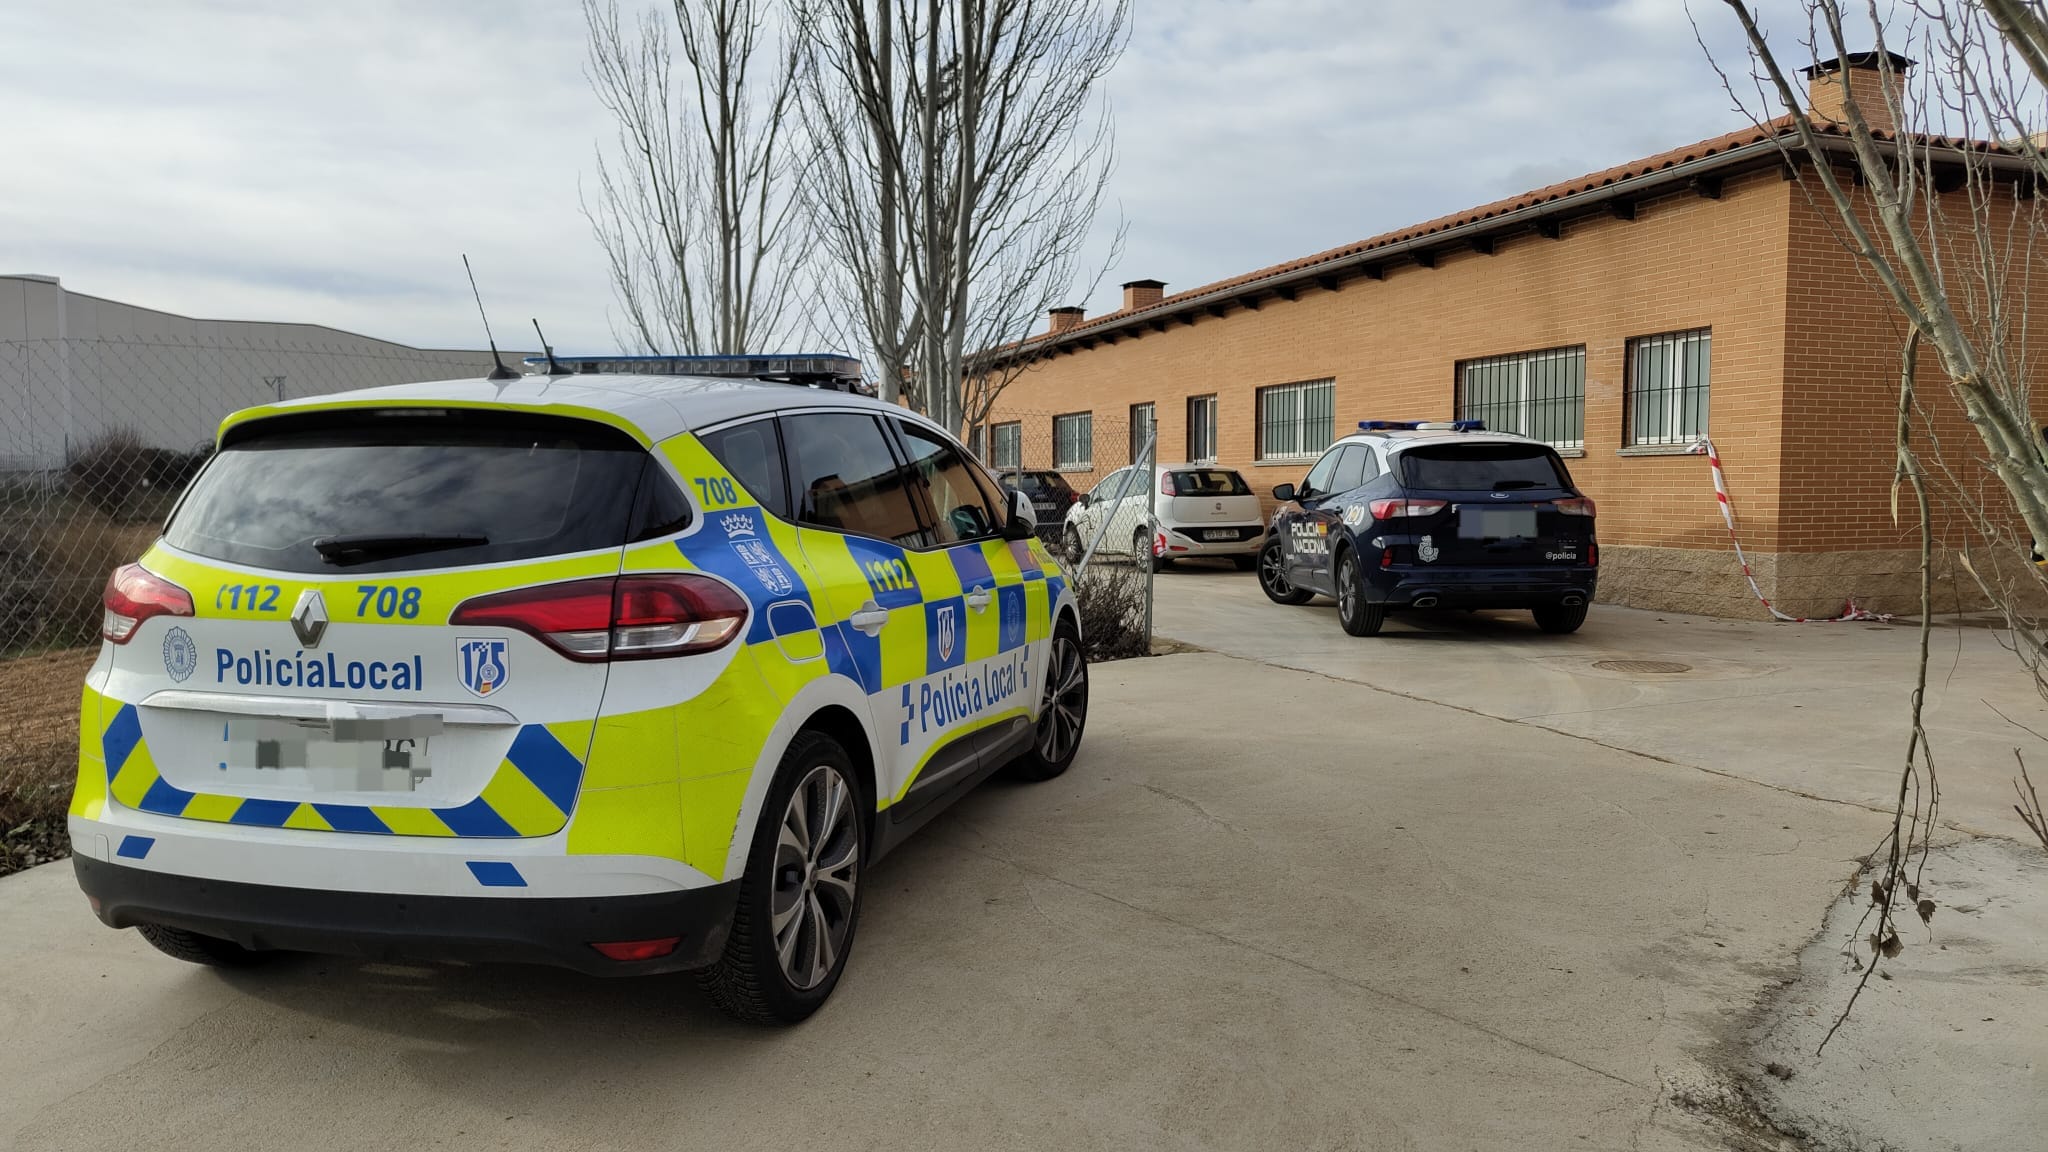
[1069,560,1151,663]
[65,430,209,520]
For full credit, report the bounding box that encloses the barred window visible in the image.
[1256,379,1334,461]
[1456,346,1585,449]
[1053,412,1093,470]
[1129,402,1155,464]
[992,421,1021,470]
[1187,395,1217,463]
[1626,329,1710,446]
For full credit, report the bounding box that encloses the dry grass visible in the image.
[1,503,160,656]
[0,647,96,876]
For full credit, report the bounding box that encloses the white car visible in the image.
[1060,463,1265,569]
[70,353,1085,1025]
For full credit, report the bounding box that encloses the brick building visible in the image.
[981,54,2036,619]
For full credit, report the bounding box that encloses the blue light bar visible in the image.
[526,353,864,385]
[1357,419,1486,432]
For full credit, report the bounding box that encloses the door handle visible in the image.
[966,587,993,612]
[849,600,889,637]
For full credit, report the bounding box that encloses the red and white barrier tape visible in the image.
[1691,436,1890,623]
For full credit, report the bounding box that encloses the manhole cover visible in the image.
[1592,659,1692,674]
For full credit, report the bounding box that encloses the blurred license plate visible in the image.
[1203,529,1236,541]
[221,714,437,793]
[1458,509,1536,539]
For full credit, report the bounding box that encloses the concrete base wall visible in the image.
[1598,545,1993,619]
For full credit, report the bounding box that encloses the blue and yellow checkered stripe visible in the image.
[92,695,590,838]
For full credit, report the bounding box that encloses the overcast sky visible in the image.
[2,0,1820,353]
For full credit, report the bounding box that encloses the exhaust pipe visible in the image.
[1561,595,1585,606]
[1411,595,1439,608]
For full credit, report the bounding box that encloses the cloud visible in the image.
[3,0,1822,350]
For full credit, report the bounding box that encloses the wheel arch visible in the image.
[796,703,877,836]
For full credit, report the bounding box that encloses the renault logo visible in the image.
[290,589,329,648]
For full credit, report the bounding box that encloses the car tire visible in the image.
[1008,616,1088,782]
[1257,537,1313,605]
[1231,554,1258,572]
[1532,602,1589,634]
[1132,527,1156,572]
[136,923,272,968]
[699,730,864,1025]
[1335,549,1386,637]
[1064,526,1086,565]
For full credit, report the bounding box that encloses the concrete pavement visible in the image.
[1152,563,2048,838]
[2,646,1886,1150]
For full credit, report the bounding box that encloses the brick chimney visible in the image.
[1046,306,1085,335]
[1802,50,1913,135]
[1121,278,1166,312]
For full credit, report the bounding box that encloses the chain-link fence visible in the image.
[0,334,503,658]
[970,410,1158,661]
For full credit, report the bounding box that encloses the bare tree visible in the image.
[795,0,1129,430]
[585,0,806,354]
[1708,0,2048,1049]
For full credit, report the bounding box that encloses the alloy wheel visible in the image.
[770,764,859,991]
[1338,555,1358,623]
[1260,542,1292,596]
[1035,632,1087,763]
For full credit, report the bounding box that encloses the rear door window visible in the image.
[1168,469,1251,496]
[1398,444,1568,491]
[165,411,660,574]
[1329,448,1368,495]
[782,412,933,547]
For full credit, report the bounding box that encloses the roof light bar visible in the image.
[527,353,865,390]
[1358,419,1486,432]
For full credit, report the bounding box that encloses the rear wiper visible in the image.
[312,533,488,565]
[1491,480,1543,490]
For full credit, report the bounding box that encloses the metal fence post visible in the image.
[1143,432,1157,650]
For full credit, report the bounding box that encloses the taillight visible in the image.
[1555,497,1596,517]
[450,574,748,662]
[1368,498,1448,520]
[1380,547,1393,568]
[1153,531,1166,557]
[1159,472,1177,496]
[1588,542,1599,568]
[102,564,194,644]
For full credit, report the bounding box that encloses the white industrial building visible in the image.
[0,274,517,470]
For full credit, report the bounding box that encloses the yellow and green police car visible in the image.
[69,354,1086,1023]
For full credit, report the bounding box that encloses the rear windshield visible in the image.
[1016,471,1073,495]
[165,411,666,574]
[1397,445,1568,492]
[1170,469,1251,496]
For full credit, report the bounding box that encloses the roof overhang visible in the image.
[992,129,2035,367]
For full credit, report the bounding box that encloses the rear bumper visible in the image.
[1371,567,1597,608]
[74,854,739,976]
[1161,525,1264,556]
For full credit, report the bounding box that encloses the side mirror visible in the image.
[1076,491,1092,508]
[1271,482,1297,503]
[1002,488,1037,540]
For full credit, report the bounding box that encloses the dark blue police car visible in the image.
[1257,420,1597,636]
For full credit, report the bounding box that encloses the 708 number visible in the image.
[356,584,422,620]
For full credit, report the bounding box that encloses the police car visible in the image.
[1257,420,1597,636]
[69,354,1086,1024]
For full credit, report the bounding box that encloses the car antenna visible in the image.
[531,318,569,375]
[461,254,520,381]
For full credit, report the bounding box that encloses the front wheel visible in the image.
[1064,525,1086,564]
[1132,527,1157,572]
[1335,549,1386,637]
[700,730,864,1025]
[1009,617,1088,781]
[1257,537,1313,605]
[1532,602,1589,634]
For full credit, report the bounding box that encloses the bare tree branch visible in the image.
[584,0,808,354]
